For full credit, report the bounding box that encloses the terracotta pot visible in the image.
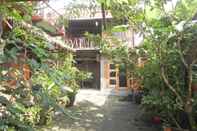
[32,15,42,22]
[163,127,172,131]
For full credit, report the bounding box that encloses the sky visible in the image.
[42,0,179,21]
[47,0,179,13]
[49,0,71,9]
[48,0,97,10]
[41,0,100,19]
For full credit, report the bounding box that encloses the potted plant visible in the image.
[32,15,42,22]
[163,122,172,131]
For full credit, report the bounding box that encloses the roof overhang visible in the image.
[21,22,75,52]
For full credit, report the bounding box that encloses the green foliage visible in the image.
[0,1,91,130]
[35,21,57,34]
[96,0,197,129]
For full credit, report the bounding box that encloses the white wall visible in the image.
[100,56,108,91]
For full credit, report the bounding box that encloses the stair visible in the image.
[101,87,132,96]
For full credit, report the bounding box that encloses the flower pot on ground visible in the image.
[163,123,173,131]
[163,126,172,131]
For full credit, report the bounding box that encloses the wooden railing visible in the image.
[65,37,98,50]
[113,29,134,48]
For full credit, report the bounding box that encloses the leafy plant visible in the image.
[96,0,197,130]
[0,1,91,130]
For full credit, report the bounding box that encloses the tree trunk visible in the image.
[184,65,195,130]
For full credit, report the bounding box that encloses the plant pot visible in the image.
[32,15,42,22]
[163,127,172,131]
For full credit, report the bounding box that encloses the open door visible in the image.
[104,63,120,91]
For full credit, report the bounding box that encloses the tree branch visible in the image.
[161,66,184,105]
[177,33,188,68]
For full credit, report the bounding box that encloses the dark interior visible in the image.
[119,64,127,87]
[67,19,102,37]
[75,50,100,89]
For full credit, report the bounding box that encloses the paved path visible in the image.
[41,89,159,131]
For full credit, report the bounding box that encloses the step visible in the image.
[101,88,132,96]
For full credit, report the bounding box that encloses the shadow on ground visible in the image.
[40,90,159,131]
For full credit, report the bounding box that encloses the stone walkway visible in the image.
[41,89,159,131]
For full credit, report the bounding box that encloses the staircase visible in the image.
[101,87,132,96]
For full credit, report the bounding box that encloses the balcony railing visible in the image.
[113,29,143,48]
[65,37,98,50]
[113,30,134,48]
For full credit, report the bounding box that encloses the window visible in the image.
[110,72,116,77]
[110,64,116,69]
[110,79,116,85]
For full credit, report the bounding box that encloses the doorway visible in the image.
[119,64,127,87]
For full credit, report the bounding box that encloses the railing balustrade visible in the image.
[65,37,97,50]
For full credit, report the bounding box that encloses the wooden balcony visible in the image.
[65,37,98,50]
[113,29,143,48]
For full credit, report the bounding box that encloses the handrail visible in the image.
[65,37,98,50]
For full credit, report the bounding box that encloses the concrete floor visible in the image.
[41,89,159,131]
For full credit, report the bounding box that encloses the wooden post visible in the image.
[104,63,109,88]
[115,65,119,92]
[101,3,106,30]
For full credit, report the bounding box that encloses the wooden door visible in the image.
[104,63,119,90]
